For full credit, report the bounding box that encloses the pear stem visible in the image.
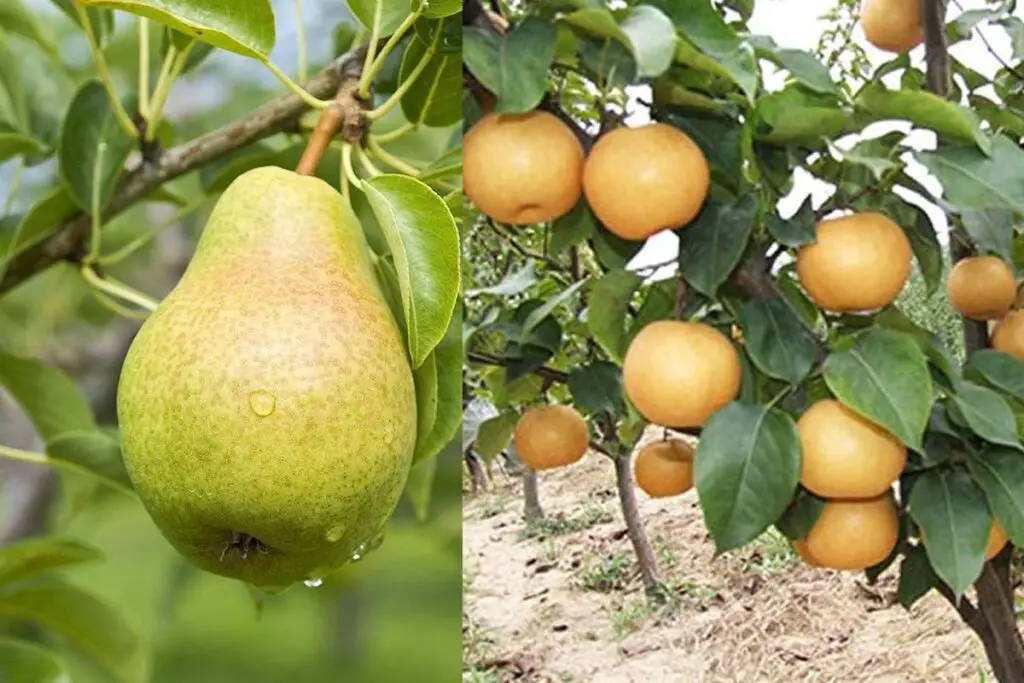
[339,149,350,201]
[74,1,139,139]
[367,136,420,176]
[80,266,159,313]
[365,25,441,121]
[89,288,150,320]
[293,0,308,83]
[356,0,384,98]
[296,103,343,176]
[138,18,151,118]
[264,61,333,110]
[341,143,363,190]
[371,121,416,143]
[358,8,421,99]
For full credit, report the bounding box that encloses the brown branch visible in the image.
[1,45,371,296]
[467,351,570,384]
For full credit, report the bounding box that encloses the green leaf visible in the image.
[909,469,991,598]
[413,309,461,463]
[775,490,824,540]
[418,146,462,185]
[347,0,409,36]
[901,202,944,295]
[874,308,958,382]
[466,261,537,297]
[550,201,597,254]
[950,381,1021,449]
[0,537,103,587]
[0,638,70,683]
[562,5,676,78]
[0,1,57,54]
[739,297,817,385]
[474,410,519,461]
[463,19,557,113]
[0,29,27,131]
[45,430,135,493]
[49,0,114,46]
[568,361,623,415]
[404,453,437,522]
[413,351,438,458]
[587,269,642,363]
[0,579,148,683]
[966,446,1024,547]
[160,28,215,75]
[421,0,461,18]
[521,279,588,338]
[823,329,932,451]
[755,86,852,145]
[765,196,815,247]
[961,209,1013,263]
[10,33,72,148]
[695,403,801,552]
[677,194,756,296]
[749,35,838,95]
[897,545,938,609]
[0,187,77,261]
[363,174,460,368]
[58,80,135,212]
[399,35,461,127]
[916,137,1024,217]
[0,350,95,440]
[855,82,990,153]
[966,349,1024,400]
[651,0,758,101]
[0,125,45,163]
[82,0,276,59]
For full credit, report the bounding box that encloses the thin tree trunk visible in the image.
[522,468,543,522]
[974,563,1024,682]
[612,454,662,592]
[464,450,487,494]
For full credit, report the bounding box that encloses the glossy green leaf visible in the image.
[823,329,932,450]
[562,5,676,78]
[0,187,77,261]
[463,19,557,113]
[413,351,439,457]
[897,545,938,609]
[399,36,461,127]
[749,35,838,95]
[587,269,642,363]
[82,0,276,58]
[421,0,461,18]
[363,174,460,368]
[160,28,215,74]
[413,308,462,463]
[966,446,1024,546]
[695,403,801,552]
[775,490,824,540]
[347,0,408,36]
[0,125,45,163]
[0,537,102,586]
[765,196,815,247]
[950,380,1021,449]
[474,411,519,461]
[966,349,1024,400]
[0,350,95,440]
[0,638,69,683]
[755,86,852,145]
[856,82,990,153]
[677,194,756,296]
[550,202,597,254]
[961,209,1013,262]
[45,430,135,493]
[0,579,148,683]
[916,136,1024,217]
[59,81,135,212]
[909,469,991,598]
[739,297,817,385]
[901,202,944,295]
[568,361,623,415]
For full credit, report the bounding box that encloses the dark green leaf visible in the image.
[587,269,641,363]
[413,308,461,463]
[750,35,838,95]
[902,202,944,294]
[961,209,1013,262]
[463,19,557,113]
[916,137,1024,217]
[0,187,77,261]
[466,261,536,297]
[909,469,991,598]
[739,297,817,385]
[856,82,989,153]
[45,430,134,493]
[897,545,938,609]
[755,86,851,145]
[950,380,1021,449]
[966,349,1024,400]
[765,196,815,247]
[568,361,623,415]
[695,403,801,552]
[399,34,461,127]
[550,201,597,254]
[474,411,519,460]
[413,352,439,458]
[677,194,756,296]
[347,0,409,36]
[823,329,932,450]
[775,489,825,540]
[0,537,103,587]
[0,638,69,683]
[966,446,1024,546]
[0,125,45,163]
[561,5,675,78]
[363,174,461,368]
[0,350,95,440]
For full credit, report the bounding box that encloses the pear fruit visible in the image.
[117,167,417,588]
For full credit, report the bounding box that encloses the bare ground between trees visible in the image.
[463,432,1019,683]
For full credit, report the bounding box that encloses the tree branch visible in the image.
[0,45,371,296]
[467,351,570,384]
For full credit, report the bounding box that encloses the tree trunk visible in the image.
[973,563,1024,683]
[522,467,543,522]
[464,450,487,494]
[612,454,663,593]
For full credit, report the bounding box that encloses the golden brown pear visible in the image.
[463,111,584,225]
[806,495,899,570]
[583,123,710,240]
[797,399,907,499]
[992,309,1024,359]
[623,320,741,428]
[947,256,1016,321]
[796,211,912,313]
[861,0,923,53]
[514,405,589,471]
[633,439,695,498]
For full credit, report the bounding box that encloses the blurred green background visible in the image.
[0,1,463,681]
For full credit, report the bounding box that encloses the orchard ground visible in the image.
[463,428,1019,683]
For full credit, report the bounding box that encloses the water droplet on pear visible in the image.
[326,523,345,543]
[248,390,276,417]
[304,577,324,588]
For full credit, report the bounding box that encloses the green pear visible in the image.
[117,166,416,588]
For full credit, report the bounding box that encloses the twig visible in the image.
[949,0,1024,82]
[467,351,570,384]
[487,220,566,270]
[0,45,371,296]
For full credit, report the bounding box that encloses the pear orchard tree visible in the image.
[462,0,1024,679]
[0,0,461,679]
